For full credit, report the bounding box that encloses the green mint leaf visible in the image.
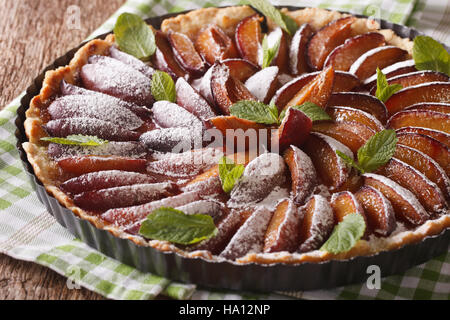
[139,207,218,245]
[291,102,332,122]
[151,70,176,102]
[336,150,364,174]
[320,213,366,254]
[113,12,156,61]
[357,129,397,173]
[375,67,403,102]
[262,33,281,69]
[413,35,450,76]
[268,100,279,124]
[219,156,245,193]
[229,100,278,125]
[40,135,108,146]
[246,0,298,35]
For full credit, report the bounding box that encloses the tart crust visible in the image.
[23,6,449,265]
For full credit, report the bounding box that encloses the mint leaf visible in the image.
[40,135,108,146]
[375,67,403,102]
[357,129,397,173]
[219,156,245,193]
[246,0,298,35]
[413,35,450,76]
[229,100,278,125]
[151,70,176,102]
[336,150,364,173]
[320,213,366,254]
[261,33,281,69]
[291,102,332,122]
[114,12,156,61]
[139,207,218,245]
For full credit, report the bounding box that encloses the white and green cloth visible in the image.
[0,0,448,300]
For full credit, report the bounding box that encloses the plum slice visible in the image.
[284,66,335,111]
[109,46,155,79]
[283,145,317,205]
[355,186,396,236]
[81,55,153,106]
[47,141,147,160]
[195,24,239,65]
[151,101,203,130]
[264,199,302,253]
[377,158,447,213]
[327,92,388,124]
[384,82,450,115]
[363,173,429,225]
[298,195,335,253]
[303,132,353,191]
[349,46,408,81]
[327,106,384,132]
[387,110,450,134]
[44,118,140,141]
[271,71,359,112]
[324,32,385,71]
[48,95,143,130]
[210,62,257,115]
[395,127,449,148]
[192,210,241,254]
[397,132,450,175]
[369,70,449,95]
[102,191,201,229]
[151,30,187,79]
[312,121,376,153]
[394,144,450,200]
[73,182,175,211]
[228,153,287,208]
[306,17,355,71]
[222,58,259,82]
[363,59,416,89]
[147,148,221,178]
[57,156,147,175]
[244,66,279,104]
[220,207,274,260]
[60,81,151,119]
[139,127,203,153]
[272,107,312,152]
[175,77,216,121]
[168,31,206,77]
[289,23,314,75]
[405,102,450,114]
[235,14,263,66]
[60,170,157,194]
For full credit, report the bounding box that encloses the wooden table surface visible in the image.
[0,0,125,299]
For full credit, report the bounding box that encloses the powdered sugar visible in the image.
[109,46,155,79]
[175,77,216,120]
[244,66,278,102]
[81,55,153,106]
[176,199,224,222]
[44,117,139,141]
[349,46,401,75]
[151,101,203,130]
[140,127,203,152]
[48,141,147,160]
[48,95,143,130]
[298,194,334,253]
[228,153,287,208]
[220,207,273,260]
[363,59,415,85]
[288,145,317,205]
[363,173,429,221]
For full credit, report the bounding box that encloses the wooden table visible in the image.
[0,0,125,299]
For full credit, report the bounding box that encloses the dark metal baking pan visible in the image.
[15,7,450,292]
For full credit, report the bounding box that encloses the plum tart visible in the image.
[22,4,449,265]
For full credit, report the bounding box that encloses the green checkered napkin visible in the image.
[0,0,448,300]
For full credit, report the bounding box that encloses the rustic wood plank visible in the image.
[0,0,125,300]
